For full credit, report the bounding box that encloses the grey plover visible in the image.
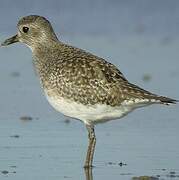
[1,15,177,168]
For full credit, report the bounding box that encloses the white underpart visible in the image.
[45,91,155,125]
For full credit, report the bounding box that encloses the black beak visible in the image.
[1,34,19,46]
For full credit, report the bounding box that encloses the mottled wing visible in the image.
[46,45,177,106]
[45,49,128,106]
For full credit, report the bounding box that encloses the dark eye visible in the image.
[22,26,29,33]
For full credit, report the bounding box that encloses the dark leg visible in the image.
[84,125,96,168]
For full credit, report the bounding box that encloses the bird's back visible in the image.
[33,42,177,108]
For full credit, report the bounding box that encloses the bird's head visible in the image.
[1,15,58,50]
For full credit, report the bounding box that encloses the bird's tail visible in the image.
[124,82,178,105]
[155,96,178,105]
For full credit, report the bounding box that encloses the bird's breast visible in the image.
[44,89,137,125]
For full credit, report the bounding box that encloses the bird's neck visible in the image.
[30,40,64,84]
[31,40,60,62]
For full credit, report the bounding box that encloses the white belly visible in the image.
[44,91,144,125]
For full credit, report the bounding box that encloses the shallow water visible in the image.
[0,1,179,180]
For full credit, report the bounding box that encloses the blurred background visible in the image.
[0,1,179,180]
[1,0,179,36]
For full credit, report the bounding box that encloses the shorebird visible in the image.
[1,15,177,168]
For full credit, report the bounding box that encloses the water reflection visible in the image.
[84,168,93,180]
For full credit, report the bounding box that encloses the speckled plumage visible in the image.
[1,15,177,167]
[2,14,177,122]
[34,42,173,107]
[15,15,177,110]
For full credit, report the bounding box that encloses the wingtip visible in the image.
[160,97,178,105]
